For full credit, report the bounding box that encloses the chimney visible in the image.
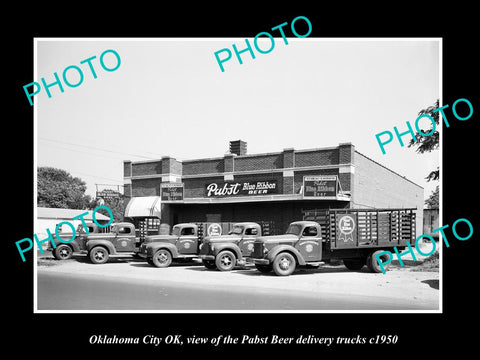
[229,140,247,156]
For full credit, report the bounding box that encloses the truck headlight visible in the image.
[210,244,215,252]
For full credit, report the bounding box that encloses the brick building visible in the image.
[123,142,423,237]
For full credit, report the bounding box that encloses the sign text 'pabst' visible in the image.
[206,180,277,197]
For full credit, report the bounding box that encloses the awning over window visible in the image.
[124,196,161,218]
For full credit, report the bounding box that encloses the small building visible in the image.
[36,207,111,249]
[423,208,440,239]
[123,141,424,238]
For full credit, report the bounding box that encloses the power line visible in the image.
[38,141,126,161]
[70,170,123,184]
[39,137,158,160]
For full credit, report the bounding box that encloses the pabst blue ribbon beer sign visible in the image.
[206,180,278,197]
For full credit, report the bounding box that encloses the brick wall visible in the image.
[183,158,224,176]
[295,148,339,167]
[353,151,424,237]
[132,161,163,176]
[131,178,161,197]
[123,161,131,177]
[234,153,283,171]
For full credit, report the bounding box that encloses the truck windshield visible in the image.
[172,227,181,236]
[286,224,302,236]
[228,226,244,235]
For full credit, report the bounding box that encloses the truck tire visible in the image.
[255,264,273,273]
[202,259,217,270]
[343,259,365,271]
[152,249,172,268]
[215,250,236,271]
[367,250,390,273]
[272,252,296,276]
[53,244,73,260]
[89,246,109,264]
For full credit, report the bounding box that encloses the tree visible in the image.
[37,167,92,209]
[425,185,439,209]
[408,99,440,207]
[408,99,439,181]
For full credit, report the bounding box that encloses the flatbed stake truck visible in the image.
[252,208,416,276]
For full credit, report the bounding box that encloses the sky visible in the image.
[35,38,440,200]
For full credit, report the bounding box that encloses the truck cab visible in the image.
[139,223,201,268]
[198,222,262,271]
[252,221,323,275]
[85,222,138,264]
[49,222,107,260]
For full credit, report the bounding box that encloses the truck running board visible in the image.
[305,261,325,267]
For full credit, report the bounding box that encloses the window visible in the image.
[118,227,131,234]
[229,226,244,235]
[245,228,258,235]
[286,224,302,236]
[181,227,195,236]
[172,226,181,236]
[302,226,317,236]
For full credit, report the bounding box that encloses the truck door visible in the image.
[177,227,197,254]
[113,226,136,252]
[296,226,322,262]
[238,227,258,256]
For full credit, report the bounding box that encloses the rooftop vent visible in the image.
[229,140,247,156]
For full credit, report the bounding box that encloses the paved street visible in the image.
[36,253,439,311]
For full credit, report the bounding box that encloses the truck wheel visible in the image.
[53,244,73,260]
[152,249,172,268]
[202,259,217,270]
[255,264,273,273]
[215,251,236,271]
[89,246,109,264]
[343,259,365,271]
[272,252,296,276]
[367,250,390,273]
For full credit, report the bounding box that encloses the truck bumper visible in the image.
[237,257,254,266]
[198,255,215,261]
[253,258,270,265]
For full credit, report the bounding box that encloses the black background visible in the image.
[6,3,478,356]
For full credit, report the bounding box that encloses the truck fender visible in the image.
[64,240,81,252]
[267,245,306,266]
[213,243,242,261]
[52,238,82,252]
[86,240,116,254]
[146,243,179,259]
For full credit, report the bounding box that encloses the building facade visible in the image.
[123,142,423,237]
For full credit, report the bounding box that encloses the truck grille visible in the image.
[252,242,264,258]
